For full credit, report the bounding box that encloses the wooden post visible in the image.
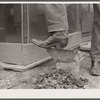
[21,4,29,44]
[26,4,30,43]
[21,4,24,44]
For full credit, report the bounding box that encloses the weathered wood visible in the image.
[0,43,23,65]
[23,43,50,65]
[21,4,28,43]
[0,42,51,67]
[0,56,51,71]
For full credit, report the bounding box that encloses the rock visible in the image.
[33,68,88,89]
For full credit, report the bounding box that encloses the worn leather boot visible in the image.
[89,60,100,76]
[31,31,68,49]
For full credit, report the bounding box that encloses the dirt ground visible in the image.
[0,50,100,89]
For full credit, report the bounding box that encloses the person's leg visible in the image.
[44,4,69,33]
[32,4,84,87]
[90,4,100,76]
[32,4,69,49]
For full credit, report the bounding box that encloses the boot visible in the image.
[31,31,68,49]
[89,60,100,76]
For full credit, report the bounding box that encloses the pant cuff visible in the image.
[47,23,69,33]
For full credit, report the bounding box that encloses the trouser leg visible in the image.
[89,4,100,76]
[43,4,69,33]
[91,4,100,60]
[32,4,69,49]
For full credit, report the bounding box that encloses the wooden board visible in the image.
[0,56,51,71]
[0,43,23,65]
[0,42,51,66]
[23,43,50,65]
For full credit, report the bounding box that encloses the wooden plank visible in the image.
[0,43,23,65]
[0,56,51,71]
[23,43,50,65]
[21,4,28,43]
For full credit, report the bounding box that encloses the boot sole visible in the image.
[31,40,68,50]
[89,69,100,76]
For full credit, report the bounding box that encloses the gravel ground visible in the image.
[1,51,100,89]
